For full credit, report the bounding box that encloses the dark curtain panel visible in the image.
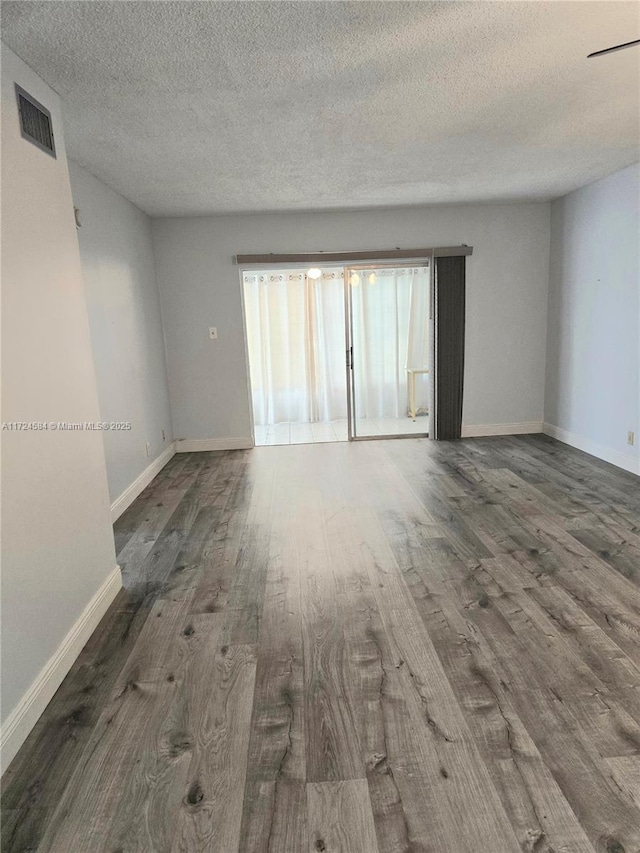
[433,256,466,440]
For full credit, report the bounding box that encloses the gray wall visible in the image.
[152,202,551,442]
[1,47,117,738]
[69,162,173,504]
[545,163,640,473]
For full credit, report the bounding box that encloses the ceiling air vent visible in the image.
[15,84,56,158]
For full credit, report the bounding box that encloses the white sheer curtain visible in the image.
[243,266,430,426]
[350,266,430,419]
[243,270,346,425]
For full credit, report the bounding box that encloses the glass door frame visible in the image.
[344,260,433,442]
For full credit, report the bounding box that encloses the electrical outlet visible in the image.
[209,327,218,340]
[628,431,635,447]
[146,441,152,458]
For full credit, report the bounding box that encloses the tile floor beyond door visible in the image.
[254,416,429,445]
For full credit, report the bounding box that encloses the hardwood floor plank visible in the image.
[604,756,640,808]
[0,593,154,851]
[116,488,188,583]
[340,579,472,853]
[189,457,259,616]
[37,595,197,852]
[457,598,640,850]
[220,458,275,644]
[481,586,640,758]
[169,641,257,853]
[221,523,271,645]
[416,592,597,852]
[476,467,573,518]
[571,524,640,583]
[129,483,203,600]
[130,454,245,603]
[2,806,49,853]
[479,554,541,591]
[513,539,640,669]
[519,689,640,852]
[350,505,523,852]
[111,453,188,554]
[322,503,460,851]
[300,489,364,784]
[465,502,556,561]
[519,435,640,507]
[306,780,379,853]
[488,588,614,698]
[239,780,307,853]
[526,584,640,694]
[377,442,496,563]
[91,612,225,853]
[238,483,307,853]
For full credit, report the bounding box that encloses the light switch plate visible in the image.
[209,327,218,340]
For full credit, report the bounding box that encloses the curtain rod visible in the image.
[234,245,473,265]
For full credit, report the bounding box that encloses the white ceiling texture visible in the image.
[2,1,639,216]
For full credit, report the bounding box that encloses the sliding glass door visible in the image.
[345,262,431,440]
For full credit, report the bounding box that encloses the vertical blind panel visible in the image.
[434,256,465,440]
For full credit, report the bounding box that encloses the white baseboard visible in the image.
[110,442,176,522]
[175,437,254,453]
[1,565,122,776]
[543,423,640,476]
[461,422,543,438]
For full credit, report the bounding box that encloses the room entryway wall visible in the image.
[70,162,174,510]
[1,46,119,773]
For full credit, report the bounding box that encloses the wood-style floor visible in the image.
[3,435,640,853]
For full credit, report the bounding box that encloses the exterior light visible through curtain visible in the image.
[307,267,322,279]
[350,272,360,286]
[368,273,376,284]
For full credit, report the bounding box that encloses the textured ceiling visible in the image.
[2,1,639,216]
